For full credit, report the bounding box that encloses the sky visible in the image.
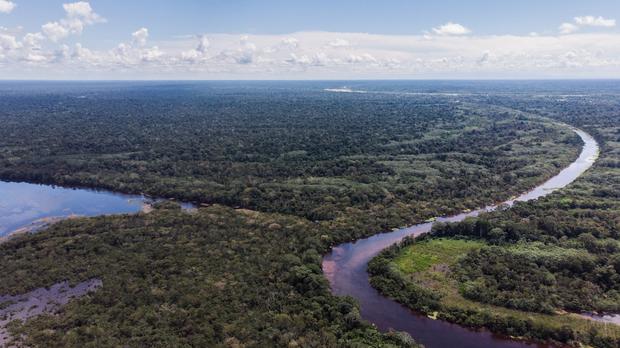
[1,0,620,79]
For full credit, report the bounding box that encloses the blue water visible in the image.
[0,181,147,236]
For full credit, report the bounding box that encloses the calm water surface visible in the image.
[0,127,605,347]
[322,128,600,348]
[0,182,148,236]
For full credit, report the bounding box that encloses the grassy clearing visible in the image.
[393,238,484,274]
[391,238,620,343]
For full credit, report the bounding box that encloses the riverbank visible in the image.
[366,124,620,347]
[0,82,603,347]
[323,128,604,348]
[369,237,620,347]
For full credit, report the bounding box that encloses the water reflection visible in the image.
[0,181,147,236]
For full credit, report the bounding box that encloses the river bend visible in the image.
[322,128,599,348]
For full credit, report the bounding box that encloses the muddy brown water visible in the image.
[322,128,600,348]
[0,128,605,347]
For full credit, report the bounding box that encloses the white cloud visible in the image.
[132,27,149,46]
[23,32,45,48]
[347,53,376,64]
[215,36,260,65]
[24,52,47,62]
[432,22,471,36]
[106,28,171,66]
[63,2,99,20]
[328,38,350,47]
[73,43,97,62]
[280,37,298,48]
[180,34,210,62]
[286,53,311,65]
[140,46,163,62]
[42,22,69,42]
[286,52,333,67]
[3,28,620,78]
[574,16,616,28]
[53,44,70,62]
[560,15,616,34]
[559,22,579,34]
[0,34,19,49]
[197,34,209,53]
[42,2,105,42]
[235,50,254,64]
[0,0,15,14]
[180,49,200,62]
[2,1,620,78]
[6,1,620,78]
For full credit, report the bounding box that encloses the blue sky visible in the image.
[6,1,620,39]
[1,1,620,79]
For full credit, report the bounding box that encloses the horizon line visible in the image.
[2,78,620,82]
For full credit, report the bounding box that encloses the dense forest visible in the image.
[369,90,620,347]
[0,203,421,347]
[0,83,578,240]
[0,81,609,347]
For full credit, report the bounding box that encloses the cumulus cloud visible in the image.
[574,16,616,27]
[23,32,45,48]
[107,28,170,66]
[24,52,46,62]
[347,53,376,64]
[72,42,97,62]
[328,38,350,47]
[180,35,210,62]
[286,52,333,67]
[432,22,471,35]
[6,30,620,78]
[132,27,149,46]
[560,15,616,34]
[2,2,620,79]
[234,48,254,64]
[280,37,298,48]
[53,44,70,62]
[0,33,20,51]
[42,1,105,42]
[559,22,579,34]
[197,34,210,53]
[0,0,16,14]
[180,49,200,62]
[42,22,69,42]
[216,35,259,65]
[140,46,163,62]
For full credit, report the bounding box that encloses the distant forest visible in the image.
[0,82,615,347]
[0,85,578,241]
[370,90,620,347]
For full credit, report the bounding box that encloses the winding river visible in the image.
[0,127,604,347]
[322,128,600,348]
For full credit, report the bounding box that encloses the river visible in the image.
[322,127,601,348]
[0,127,605,347]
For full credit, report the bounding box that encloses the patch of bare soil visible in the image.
[0,279,102,347]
